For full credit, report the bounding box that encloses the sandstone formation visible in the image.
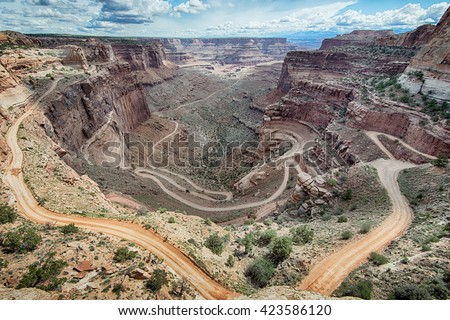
[264,10,450,157]
[320,30,396,50]
[44,42,178,166]
[400,7,450,101]
[60,45,89,71]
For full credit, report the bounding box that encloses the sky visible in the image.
[0,0,448,37]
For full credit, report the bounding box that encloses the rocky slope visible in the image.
[400,6,450,101]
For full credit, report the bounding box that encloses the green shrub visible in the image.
[59,223,79,235]
[290,226,314,245]
[158,207,167,213]
[1,227,41,253]
[245,257,275,288]
[341,230,353,240]
[204,233,225,255]
[226,255,235,267]
[360,222,372,234]
[269,236,292,264]
[145,269,168,293]
[327,178,337,187]
[338,216,348,223]
[423,278,449,299]
[203,218,212,226]
[18,253,67,291]
[257,229,277,246]
[168,217,176,224]
[431,155,448,168]
[0,257,7,269]
[391,284,431,300]
[243,233,254,255]
[341,188,353,201]
[0,204,17,224]
[369,252,389,266]
[336,280,373,300]
[113,247,137,262]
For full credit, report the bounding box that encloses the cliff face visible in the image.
[45,42,177,165]
[320,30,395,50]
[277,51,408,93]
[400,7,450,100]
[46,63,149,153]
[347,102,450,155]
[159,38,297,65]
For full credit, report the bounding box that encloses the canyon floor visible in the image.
[0,27,449,301]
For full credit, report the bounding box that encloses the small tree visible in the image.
[204,233,225,255]
[290,226,314,245]
[269,236,292,264]
[0,204,17,224]
[245,257,275,288]
[113,247,137,263]
[145,269,168,293]
[18,252,67,291]
[1,227,41,253]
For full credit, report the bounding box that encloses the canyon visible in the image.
[0,6,449,302]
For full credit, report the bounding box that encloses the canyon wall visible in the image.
[158,38,297,65]
[45,43,177,164]
[265,13,450,157]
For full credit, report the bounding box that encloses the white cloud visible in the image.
[334,2,449,29]
[174,0,210,14]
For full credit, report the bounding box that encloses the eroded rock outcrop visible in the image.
[400,6,450,100]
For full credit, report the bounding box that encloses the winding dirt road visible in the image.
[299,159,416,295]
[133,120,315,212]
[2,80,236,300]
[297,129,437,295]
